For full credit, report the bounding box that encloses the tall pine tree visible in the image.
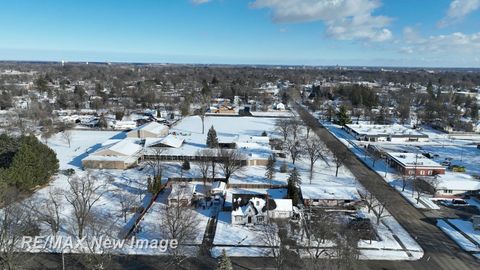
[216,249,233,270]
[336,105,351,126]
[264,155,275,181]
[206,126,219,148]
[287,167,301,205]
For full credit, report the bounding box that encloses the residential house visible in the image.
[82,138,143,169]
[301,185,361,207]
[126,121,169,139]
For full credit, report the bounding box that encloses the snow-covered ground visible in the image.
[437,220,480,252]
[16,115,423,260]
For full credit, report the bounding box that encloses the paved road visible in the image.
[294,103,480,270]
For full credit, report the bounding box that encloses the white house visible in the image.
[231,196,293,225]
[275,102,286,111]
[268,199,293,219]
[301,185,361,207]
[434,173,480,197]
[168,182,197,206]
[231,197,267,225]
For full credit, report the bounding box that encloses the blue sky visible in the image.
[0,0,479,67]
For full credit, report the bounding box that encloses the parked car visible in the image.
[449,165,466,172]
[452,199,469,206]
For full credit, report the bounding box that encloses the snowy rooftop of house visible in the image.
[346,124,428,138]
[387,152,444,168]
[272,199,292,212]
[131,121,168,134]
[93,138,143,157]
[169,183,196,200]
[212,181,226,190]
[232,197,266,216]
[144,134,184,148]
[437,172,480,191]
[301,185,360,201]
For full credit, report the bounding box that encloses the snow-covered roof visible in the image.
[93,138,143,157]
[346,124,428,138]
[232,197,266,216]
[301,185,360,201]
[145,134,184,148]
[387,152,444,168]
[130,121,168,135]
[212,181,226,190]
[272,199,292,212]
[437,173,480,191]
[169,183,196,201]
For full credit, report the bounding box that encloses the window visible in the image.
[257,216,264,223]
[420,170,425,175]
[256,201,259,206]
[428,170,433,175]
[235,216,243,222]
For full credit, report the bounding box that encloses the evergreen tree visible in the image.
[426,81,434,98]
[182,160,191,171]
[216,249,233,270]
[287,167,301,205]
[264,155,275,180]
[4,135,58,190]
[206,126,219,148]
[471,102,479,121]
[336,105,351,126]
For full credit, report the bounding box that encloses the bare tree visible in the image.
[0,188,39,270]
[158,199,199,268]
[64,173,108,239]
[62,129,73,148]
[144,147,166,181]
[285,138,303,165]
[75,211,119,270]
[41,124,54,144]
[425,175,441,196]
[361,191,377,214]
[332,227,360,270]
[260,221,286,270]
[275,119,290,142]
[373,201,390,225]
[400,174,410,192]
[116,189,137,223]
[304,210,337,264]
[304,136,327,182]
[332,149,348,177]
[144,147,166,193]
[288,118,304,141]
[40,187,63,236]
[195,150,211,188]
[218,149,245,183]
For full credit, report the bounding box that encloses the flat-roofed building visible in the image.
[386,152,445,176]
[345,124,428,142]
